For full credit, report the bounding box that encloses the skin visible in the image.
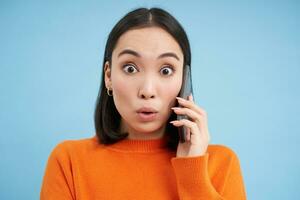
[104,26,210,157]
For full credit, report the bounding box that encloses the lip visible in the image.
[137,112,157,122]
[136,107,158,113]
[136,107,158,122]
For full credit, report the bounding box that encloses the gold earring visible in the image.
[106,87,113,96]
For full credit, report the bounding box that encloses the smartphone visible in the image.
[177,64,194,143]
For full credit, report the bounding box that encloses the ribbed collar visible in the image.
[105,134,170,153]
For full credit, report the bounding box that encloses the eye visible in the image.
[160,66,175,76]
[122,63,138,74]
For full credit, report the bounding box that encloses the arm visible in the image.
[171,150,247,200]
[40,141,75,200]
[171,95,246,199]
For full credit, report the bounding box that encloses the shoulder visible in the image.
[48,135,102,161]
[206,144,241,167]
[207,144,238,158]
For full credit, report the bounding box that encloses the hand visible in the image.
[170,94,210,158]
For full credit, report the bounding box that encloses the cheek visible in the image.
[161,77,182,108]
[113,76,132,98]
[111,74,136,116]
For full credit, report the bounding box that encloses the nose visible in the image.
[138,76,156,99]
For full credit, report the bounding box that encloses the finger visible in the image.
[174,119,210,145]
[176,97,207,117]
[186,127,191,141]
[170,118,209,142]
[177,96,203,114]
[170,119,199,137]
[189,94,194,102]
[171,107,203,128]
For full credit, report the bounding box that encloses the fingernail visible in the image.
[176,97,185,101]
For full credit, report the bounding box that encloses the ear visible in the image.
[104,61,112,89]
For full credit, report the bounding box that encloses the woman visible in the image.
[40,7,247,200]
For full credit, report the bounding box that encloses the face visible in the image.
[104,26,184,139]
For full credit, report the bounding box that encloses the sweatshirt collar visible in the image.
[105,134,170,153]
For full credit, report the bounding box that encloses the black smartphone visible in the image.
[177,64,194,143]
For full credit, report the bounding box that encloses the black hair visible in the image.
[94,7,191,151]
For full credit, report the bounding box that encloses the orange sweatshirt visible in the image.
[40,135,247,200]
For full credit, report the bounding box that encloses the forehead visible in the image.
[113,27,183,60]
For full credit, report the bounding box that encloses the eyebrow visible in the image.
[117,49,180,61]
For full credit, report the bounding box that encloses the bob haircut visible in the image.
[94,7,191,151]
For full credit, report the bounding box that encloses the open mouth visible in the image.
[141,112,154,114]
[137,112,157,121]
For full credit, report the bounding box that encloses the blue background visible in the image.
[1,1,299,199]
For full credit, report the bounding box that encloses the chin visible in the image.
[132,123,162,134]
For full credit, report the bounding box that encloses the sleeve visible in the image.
[171,149,247,200]
[40,141,76,200]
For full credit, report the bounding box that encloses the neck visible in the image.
[120,119,166,140]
